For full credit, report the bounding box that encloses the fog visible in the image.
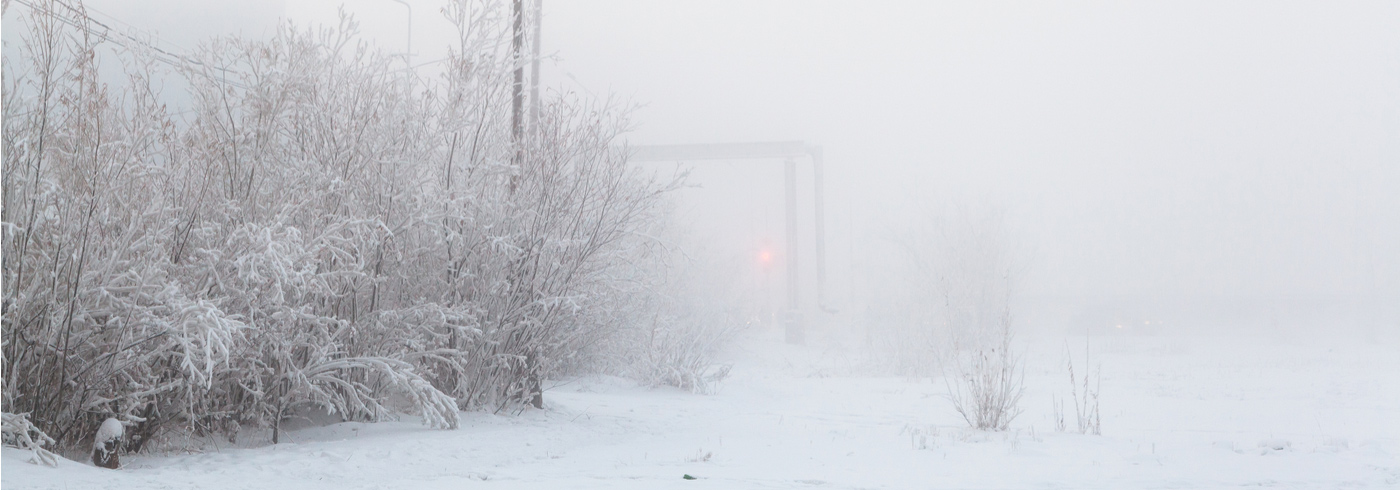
[538,1,1400,337]
[8,0,1398,337]
[5,2,1400,485]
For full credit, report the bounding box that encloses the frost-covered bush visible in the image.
[945,326,1024,431]
[869,205,1026,430]
[2,412,60,467]
[3,0,709,452]
[605,241,742,394]
[1,0,243,449]
[928,210,1025,431]
[524,189,745,395]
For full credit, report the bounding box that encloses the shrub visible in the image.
[874,204,1027,430]
[944,326,1025,431]
[1,412,60,467]
[1055,339,1101,435]
[2,0,709,452]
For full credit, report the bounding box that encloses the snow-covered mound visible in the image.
[93,419,123,449]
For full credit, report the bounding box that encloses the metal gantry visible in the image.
[630,141,835,344]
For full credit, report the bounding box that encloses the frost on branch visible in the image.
[3,0,718,452]
[1,412,60,467]
[867,205,1027,430]
[600,232,741,395]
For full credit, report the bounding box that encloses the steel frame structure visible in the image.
[630,141,834,344]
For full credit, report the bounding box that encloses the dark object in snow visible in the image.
[683,474,698,480]
[92,418,123,469]
[92,444,119,469]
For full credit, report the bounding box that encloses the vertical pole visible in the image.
[510,0,525,192]
[529,0,542,132]
[763,266,773,326]
[785,158,803,344]
[811,147,836,313]
[511,0,541,409]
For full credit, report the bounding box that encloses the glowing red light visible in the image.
[759,250,773,263]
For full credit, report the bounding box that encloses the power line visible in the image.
[11,0,251,90]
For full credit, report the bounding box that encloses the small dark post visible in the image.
[92,418,123,469]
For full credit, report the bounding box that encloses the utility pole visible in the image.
[509,0,525,194]
[509,0,542,409]
[529,0,542,132]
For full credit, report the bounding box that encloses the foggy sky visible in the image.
[5,1,1397,329]
[541,1,1400,308]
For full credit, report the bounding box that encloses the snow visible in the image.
[5,329,1397,489]
[93,419,124,450]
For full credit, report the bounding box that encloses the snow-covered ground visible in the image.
[5,327,1398,489]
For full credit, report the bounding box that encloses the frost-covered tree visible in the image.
[3,0,723,453]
